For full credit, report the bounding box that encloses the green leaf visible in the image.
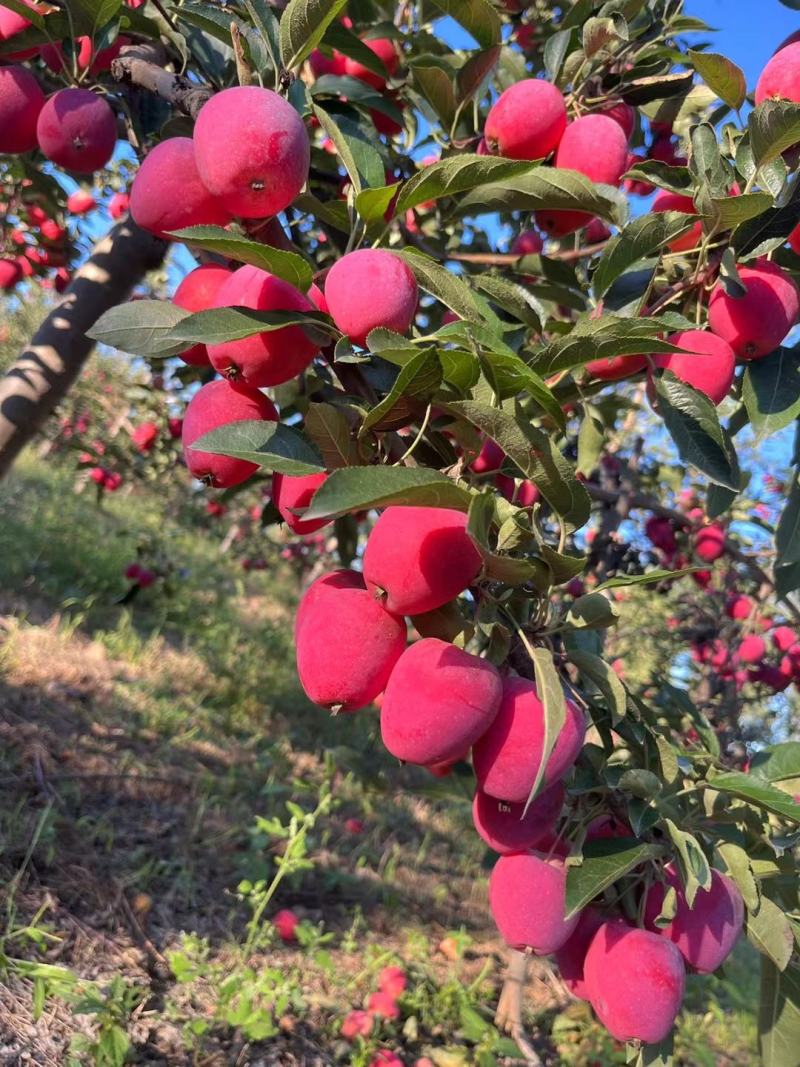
[664,818,711,907]
[742,348,800,439]
[567,592,620,629]
[355,183,400,225]
[177,2,245,49]
[655,372,741,490]
[622,158,694,195]
[87,300,189,356]
[733,177,800,259]
[568,650,627,723]
[304,402,359,469]
[750,100,800,167]
[708,192,774,231]
[445,400,590,529]
[396,248,485,323]
[302,466,473,520]
[456,46,501,106]
[688,49,746,110]
[776,473,800,568]
[592,213,698,298]
[565,838,662,919]
[656,734,680,786]
[544,28,574,83]
[534,315,676,376]
[427,0,501,48]
[471,274,544,332]
[166,226,313,290]
[750,742,800,784]
[279,0,348,71]
[759,955,800,1066]
[324,20,391,80]
[193,420,325,476]
[312,104,384,192]
[718,841,760,910]
[710,771,800,823]
[455,166,626,226]
[360,349,442,435]
[593,569,699,591]
[166,307,334,347]
[522,647,567,814]
[396,155,540,215]
[241,0,281,73]
[748,896,795,971]
[409,58,457,127]
[310,74,404,122]
[689,121,729,199]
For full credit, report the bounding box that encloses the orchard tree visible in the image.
[2,0,800,1062]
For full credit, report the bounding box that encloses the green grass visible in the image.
[0,450,761,1066]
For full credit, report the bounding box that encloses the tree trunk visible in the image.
[0,218,166,479]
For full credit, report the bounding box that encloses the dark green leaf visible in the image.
[193,420,325,476]
[742,347,800,439]
[304,402,360,468]
[655,372,741,490]
[750,742,800,784]
[241,0,281,73]
[324,20,391,80]
[593,212,698,298]
[87,300,189,356]
[523,647,567,813]
[711,771,800,823]
[360,349,442,434]
[167,226,313,290]
[664,818,711,907]
[396,155,540,215]
[593,569,699,591]
[748,896,795,971]
[311,104,385,191]
[534,315,677,376]
[279,0,348,70]
[567,593,619,630]
[750,100,800,168]
[565,838,662,919]
[455,167,627,226]
[568,650,627,722]
[622,158,694,194]
[471,274,544,332]
[445,400,590,529]
[688,49,746,110]
[544,28,574,83]
[169,306,334,348]
[302,466,473,520]
[409,59,457,127]
[428,0,501,48]
[396,248,485,323]
[776,473,800,568]
[733,176,800,259]
[759,955,800,1066]
[456,46,500,106]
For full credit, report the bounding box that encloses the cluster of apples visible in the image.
[291,504,744,1046]
[178,246,418,492]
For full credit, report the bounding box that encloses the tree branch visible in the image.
[111,43,213,119]
[0,219,166,479]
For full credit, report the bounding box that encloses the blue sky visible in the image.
[688,0,798,88]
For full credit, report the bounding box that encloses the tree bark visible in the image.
[0,218,166,479]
